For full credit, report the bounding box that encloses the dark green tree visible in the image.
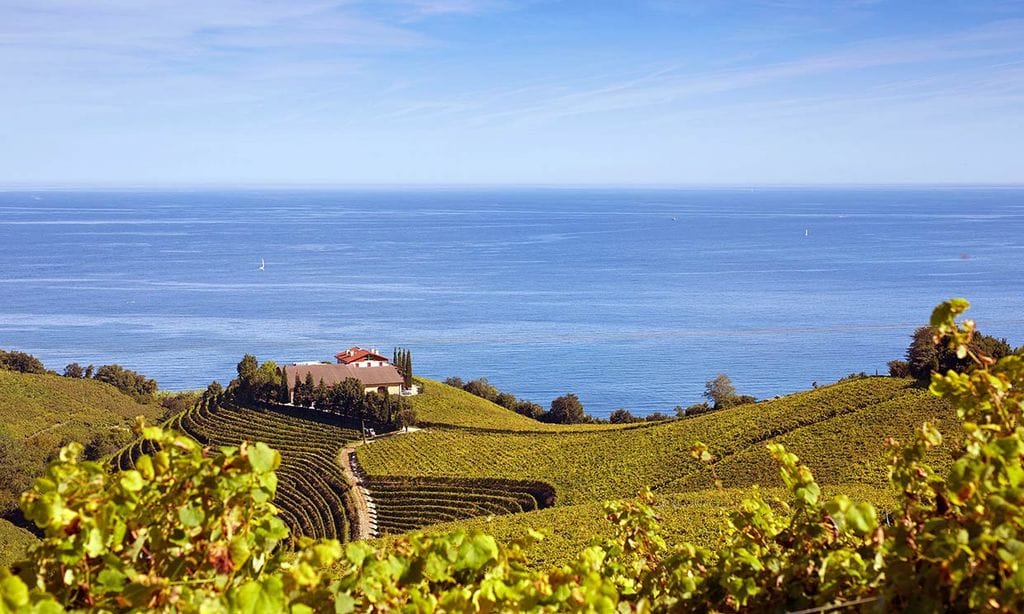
[337,377,366,417]
[609,408,638,424]
[463,378,499,402]
[513,400,545,420]
[93,364,158,402]
[547,393,586,424]
[235,354,259,401]
[495,392,517,410]
[63,363,85,378]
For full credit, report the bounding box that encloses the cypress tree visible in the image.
[405,350,413,387]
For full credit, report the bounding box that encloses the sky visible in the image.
[1,0,1023,186]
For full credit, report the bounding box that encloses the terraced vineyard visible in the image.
[364,476,555,535]
[113,399,561,543]
[116,401,364,541]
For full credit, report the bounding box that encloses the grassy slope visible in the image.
[0,370,162,563]
[410,379,640,432]
[362,377,949,565]
[359,377,952,505]
[0,519,35,567]
[386,483,898,568]
[0,370,160,439]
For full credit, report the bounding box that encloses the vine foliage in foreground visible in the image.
[2,298,1024,612]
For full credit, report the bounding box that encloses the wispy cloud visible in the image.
[372,18,1024,128]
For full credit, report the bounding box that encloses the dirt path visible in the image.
[338,427,421,540]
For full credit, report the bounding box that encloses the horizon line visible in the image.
[2,181,1023,192]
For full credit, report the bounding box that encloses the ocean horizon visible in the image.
[2,186,1022,417]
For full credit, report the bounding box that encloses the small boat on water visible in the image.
[258,257,265,271]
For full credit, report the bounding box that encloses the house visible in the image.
[281,362,405,402]
[334,347,389,368]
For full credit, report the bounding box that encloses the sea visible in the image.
[1,187,1022,417]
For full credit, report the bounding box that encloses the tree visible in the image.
[443,376,464,389]
[251,359,281,402]
[63,362,85,378]
[84,364,94,379]
[609,408,639,424]
[547,393,586,424]
[513,400,545,420]
[336,377,366,417]
[302,373,316,407]
[906,325,1013,381]
[396,404,417,431]
[495,392,518,410]
[888,359,911,378]
[703,373,738,409]
[93,364,158,402]
[235,354,259,401]
[463,378,499,402]
[292,374,302,405]
[0,349,46,374]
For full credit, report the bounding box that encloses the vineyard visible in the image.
[103,376,953,556]
[115,401,364,541]
[358,377,953,504]
[112,398,561,543]
[364,476,555,535]
[409,482,898,568]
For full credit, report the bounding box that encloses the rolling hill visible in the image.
[0,370,163,564]
[13,368,953,568]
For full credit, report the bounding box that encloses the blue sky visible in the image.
[2,1,1023,185]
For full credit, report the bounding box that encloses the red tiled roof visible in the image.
[283,363,404,390]
[334,346,389,364]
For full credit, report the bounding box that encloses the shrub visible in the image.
[609,408,639,423]
[887,359,910,378]
[92,364,158,402]
[546,393,586,424]
[0,350,45,375]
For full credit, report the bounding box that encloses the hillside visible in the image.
[0,370,160,439]
[358,377,952,504]
[0,370,163,562]
[409,378,639,432]
[107,375,952,564]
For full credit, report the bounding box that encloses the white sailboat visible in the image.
[258,257,265,271]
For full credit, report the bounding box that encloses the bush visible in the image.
[92,364,158,402]
[609,408,639,424]
[462,378,499,402]
[0,350,45,375]
[906,325,1013,380]
[887,359,910,378]
[545,393,586,424]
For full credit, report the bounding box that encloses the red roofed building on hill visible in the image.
[334,347,389,367]
[282,363,405,401]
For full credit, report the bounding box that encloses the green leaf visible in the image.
[179,505,206,528]
[119,470,145,492]
[232,577,285,614]
[0,575,29,609]
[248,443,280,473]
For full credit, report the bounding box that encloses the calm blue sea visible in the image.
[1,188,1023,417]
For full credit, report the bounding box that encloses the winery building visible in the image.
[281,362,405,401]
